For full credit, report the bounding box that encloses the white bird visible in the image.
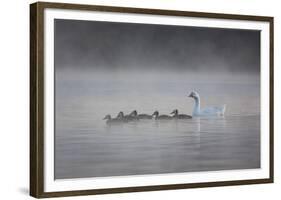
[188,91,226,117]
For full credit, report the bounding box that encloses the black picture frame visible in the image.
[30,1,274,198]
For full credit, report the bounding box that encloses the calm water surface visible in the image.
[55,71,260,179]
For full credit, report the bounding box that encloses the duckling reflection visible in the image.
[171,109,192,119]
[130,110,152,119]
[152,111,173,120]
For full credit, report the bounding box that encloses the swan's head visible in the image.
[103,115,111,120]
[188,91,200,99]
[117,111,124,118]
[170,109,178,115]
[129,110,137,117]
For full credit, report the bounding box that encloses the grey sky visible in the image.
[54,19,260,73]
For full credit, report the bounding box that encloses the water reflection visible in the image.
[55,114,259,179]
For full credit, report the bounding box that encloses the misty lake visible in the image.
[55,71,260,179]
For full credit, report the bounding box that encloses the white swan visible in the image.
[188,91,226,117]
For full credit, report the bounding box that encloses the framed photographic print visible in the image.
[30,1,274,198]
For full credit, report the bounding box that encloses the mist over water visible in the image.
[55,69,260,179]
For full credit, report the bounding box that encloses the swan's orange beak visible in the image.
[188,93,193,97]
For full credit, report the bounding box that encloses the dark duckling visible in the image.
[103,114,123,124]
[171,109,192,119]
[130,110,152,119]
[117,111,137,122]
[152,111,173,120]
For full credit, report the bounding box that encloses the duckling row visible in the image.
[103,109,192,124]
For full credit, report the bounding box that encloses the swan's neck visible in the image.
[193,97,200,116]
